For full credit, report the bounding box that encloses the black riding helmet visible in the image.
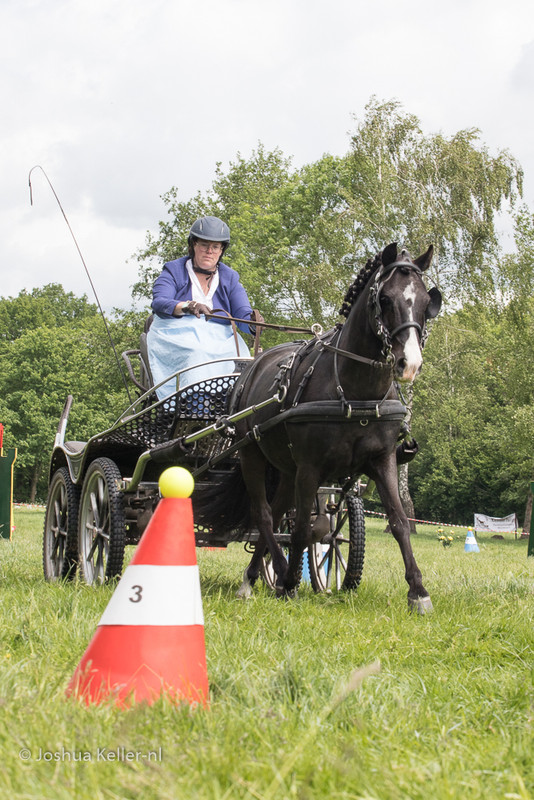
[188,216,230,261]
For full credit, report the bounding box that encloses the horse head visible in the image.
[369,243,442,382]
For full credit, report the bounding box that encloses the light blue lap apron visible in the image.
[147,315,249,400]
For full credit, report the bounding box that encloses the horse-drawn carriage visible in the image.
[42,242,441,611]
[42,339,366,595]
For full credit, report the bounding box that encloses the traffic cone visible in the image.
[67,468,208,708]
[464,527,480,553]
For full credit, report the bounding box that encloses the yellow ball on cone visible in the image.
[159,467,195,499]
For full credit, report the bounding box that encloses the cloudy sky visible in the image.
[2,0,533,312]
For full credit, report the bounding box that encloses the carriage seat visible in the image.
[121,315,155,395]
[62,441,87,454]
[121,311,260,400]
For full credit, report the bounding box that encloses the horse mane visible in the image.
[338,250,383,319]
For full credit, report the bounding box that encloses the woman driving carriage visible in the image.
[147,216,258,400]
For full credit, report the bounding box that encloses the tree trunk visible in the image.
[29,462,41,504]
[399,463,417,533]
[522,489,532,533]
[398,381,417,534]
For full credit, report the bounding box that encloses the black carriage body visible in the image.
[48,360,253,546]
[49,369,248,485]
[43,349,366,590]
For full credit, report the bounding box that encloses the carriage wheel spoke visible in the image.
[333,540,348,572]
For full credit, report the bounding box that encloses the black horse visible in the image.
[197,243,442,612]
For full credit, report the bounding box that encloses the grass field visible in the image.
[1,508,533,800]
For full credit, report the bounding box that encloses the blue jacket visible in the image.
[151,256,254,333]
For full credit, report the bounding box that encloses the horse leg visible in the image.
[372,461,433,614]
[236,446,291,598]
[236,539,264,599]
[282,470,319,595]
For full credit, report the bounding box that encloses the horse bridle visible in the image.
[268,259,431,410]
[316,260,428,372]
[368,260,428,363]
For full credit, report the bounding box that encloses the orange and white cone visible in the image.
[67,467,208,708]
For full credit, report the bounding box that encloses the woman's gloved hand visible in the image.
[184,301,212,318]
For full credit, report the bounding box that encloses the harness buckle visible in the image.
[277,385,288,404]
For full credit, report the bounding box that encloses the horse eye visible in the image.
[380,295,393,309]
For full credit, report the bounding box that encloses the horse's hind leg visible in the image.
[372,461,433,614]
[282,470,319,595]
[236,446,292,598]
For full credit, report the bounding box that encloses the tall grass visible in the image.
[0,509,532,799]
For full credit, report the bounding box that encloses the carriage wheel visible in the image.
[308,492,366,592]
[78,457,126,585]
[43,467,80,581]
[260,512,303,592]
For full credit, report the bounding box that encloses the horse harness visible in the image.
[179,259,429,486]
[270,259,430,414]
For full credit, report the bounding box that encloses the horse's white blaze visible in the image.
[400,280,422,381]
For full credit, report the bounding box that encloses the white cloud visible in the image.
[1,0,534,311]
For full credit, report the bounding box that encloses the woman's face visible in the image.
[193,240,223,271]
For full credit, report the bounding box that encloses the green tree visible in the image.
[131,99,526,525]
[410,268,534,526]
[0,287,146,501]
[343,97,523,300]
[0,283,99,342]
[134,99,522,325]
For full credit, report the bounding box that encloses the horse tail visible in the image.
[193,464,252,537]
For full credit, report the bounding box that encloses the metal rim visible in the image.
[43,467,79,581]
[260,512,302,592]
[78,458,125,585]
[308,492,366,592]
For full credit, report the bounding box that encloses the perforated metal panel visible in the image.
[95,374,238,452]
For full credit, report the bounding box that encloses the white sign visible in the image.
[473,513,518,533]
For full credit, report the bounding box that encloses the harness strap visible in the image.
[205,311,323,337]
[291,348,325,407]
[210,308,241,356]
[317,337,391,369]
[388,320,422,339]
[191,399,408,477]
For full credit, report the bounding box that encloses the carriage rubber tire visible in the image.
[307,493,366,593]
[78,457,126,585]
[341,495,366,591]
[43,467,80,581]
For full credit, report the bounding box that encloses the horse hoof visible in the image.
[236,583,252,599]
[236,570,253,600]
[276,586,297,600]
[408,595,433,615]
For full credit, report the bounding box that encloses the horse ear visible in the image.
[426,286,442,319]
[382,243,398,266]
[414,244,434,272]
